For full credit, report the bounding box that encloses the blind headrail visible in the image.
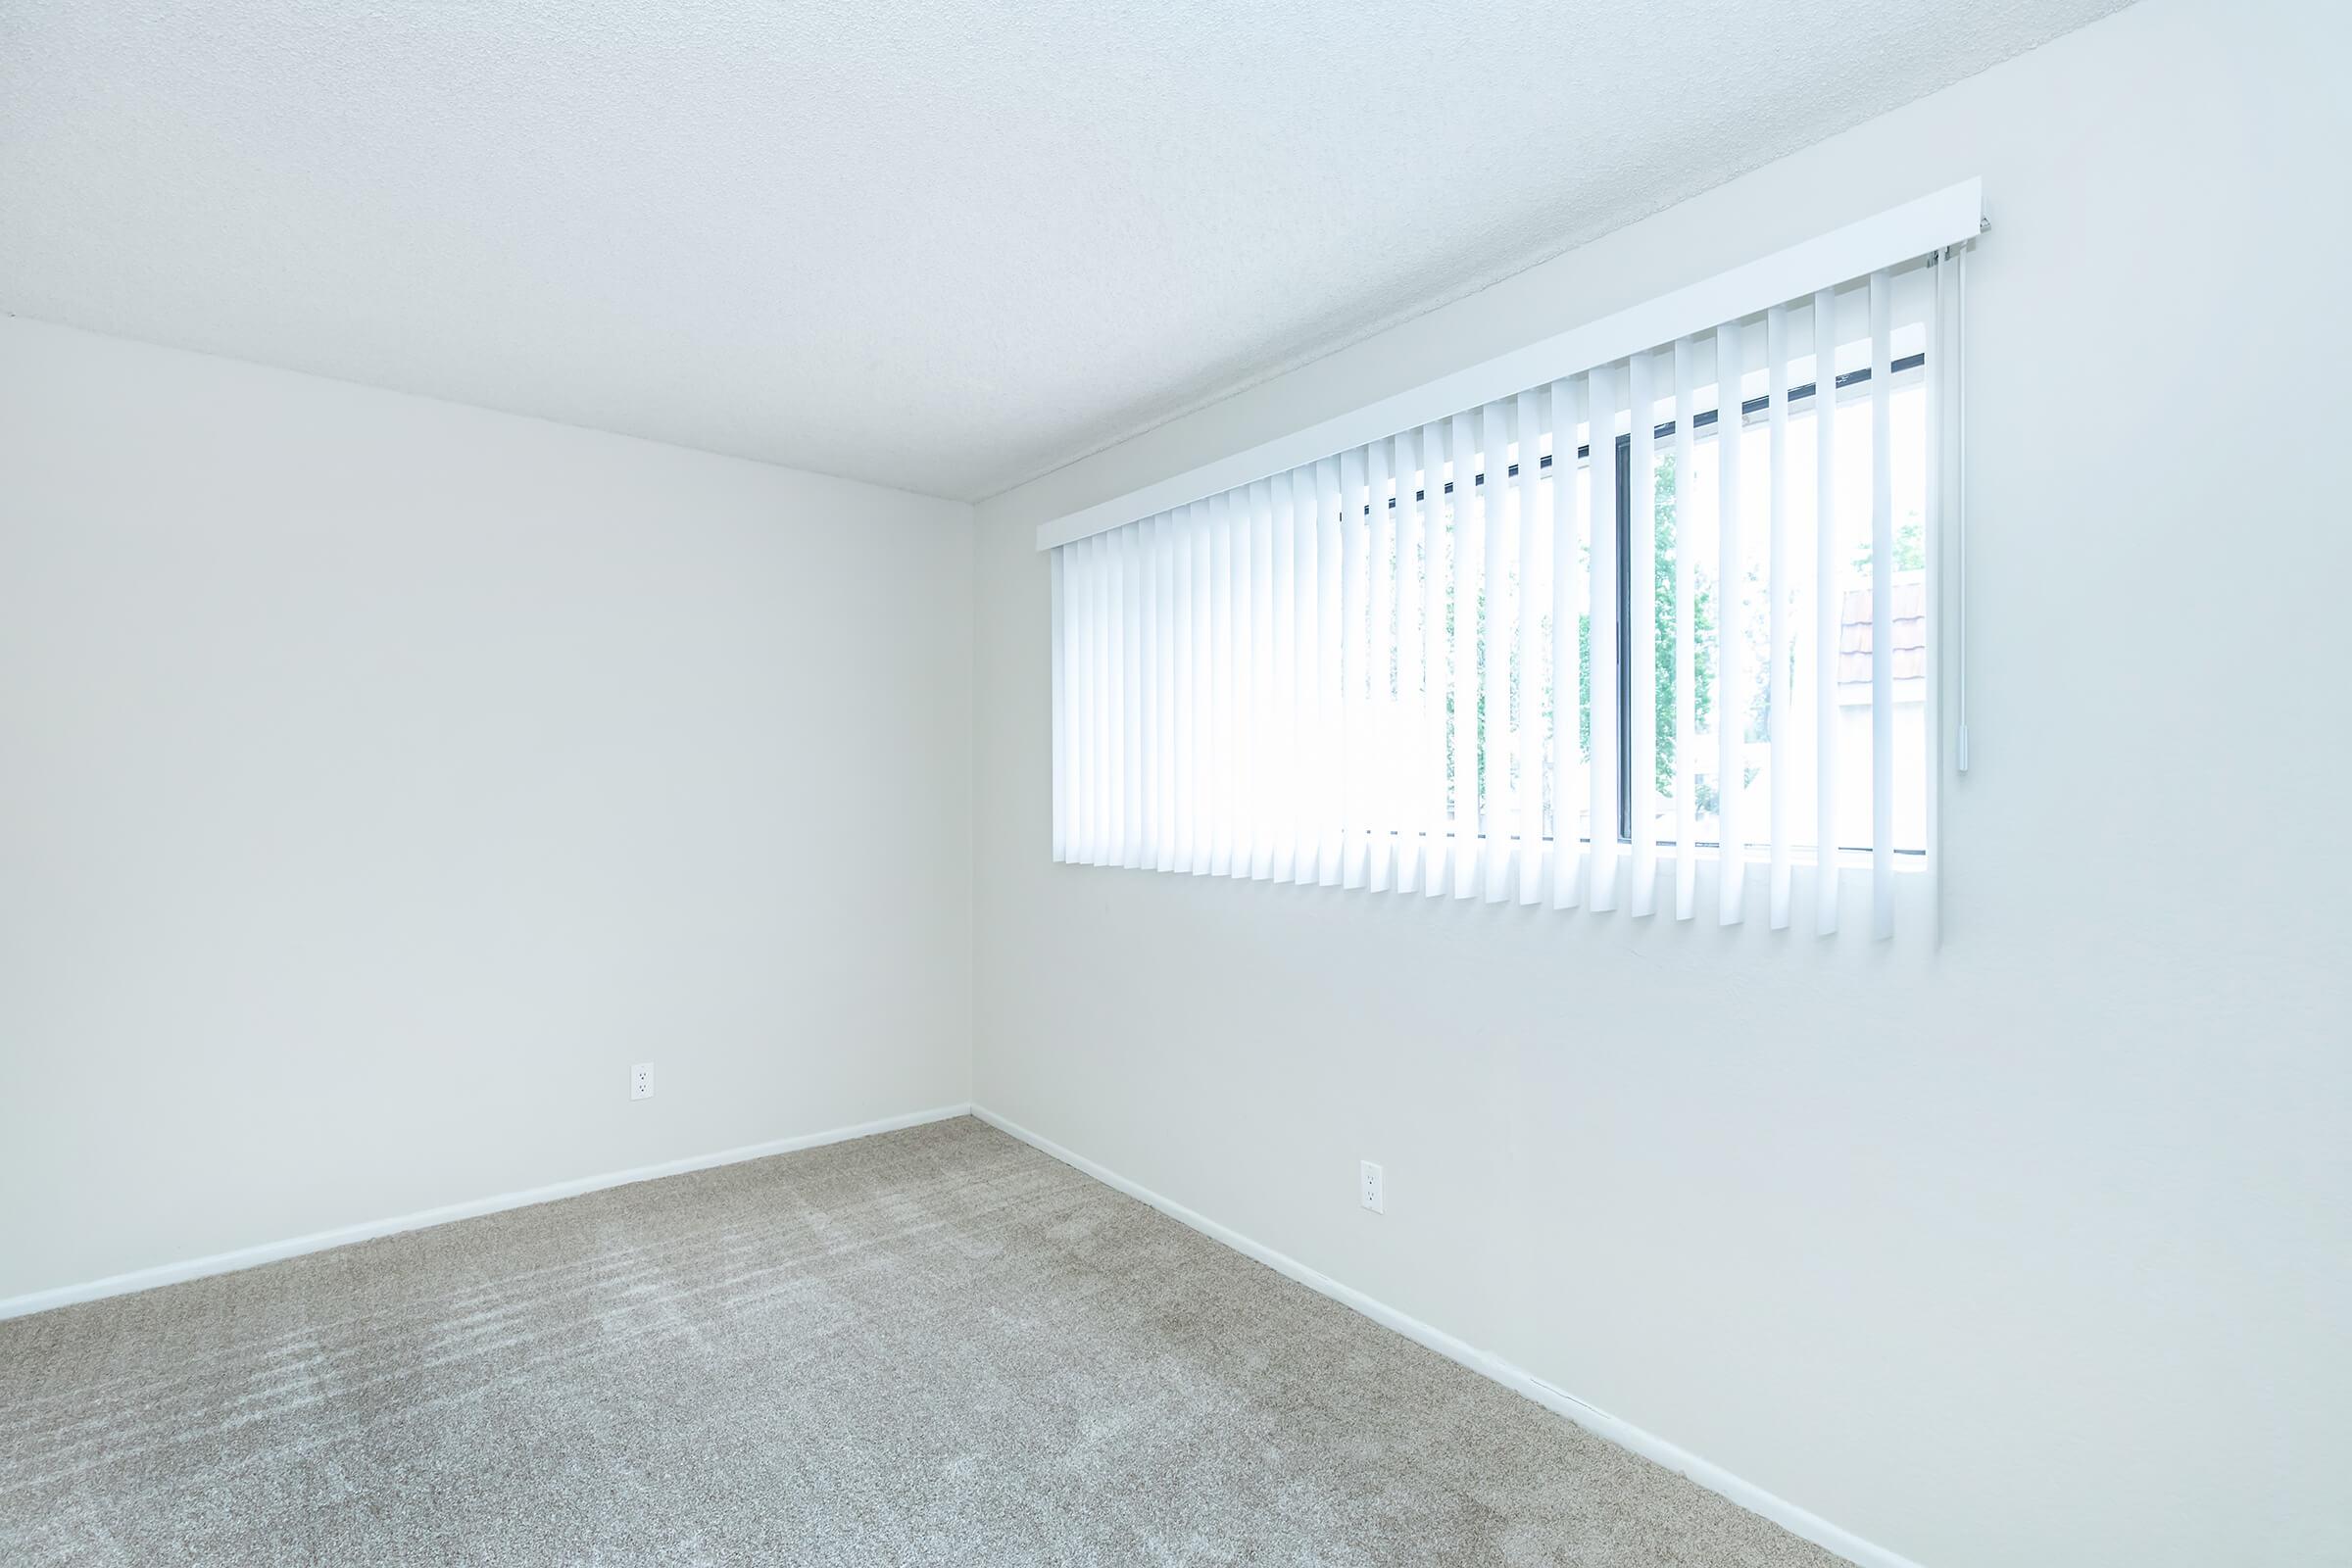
[1034,178,1983,553]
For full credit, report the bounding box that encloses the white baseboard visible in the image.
[0,1102,974,1323]
[971,1103,1927,1568]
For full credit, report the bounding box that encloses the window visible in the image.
[1640,350,1932,859]
[1043,187,1975,941]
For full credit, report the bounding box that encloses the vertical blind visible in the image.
[1050,251,1954,940]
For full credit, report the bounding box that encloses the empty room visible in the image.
[2,1,2343,1564]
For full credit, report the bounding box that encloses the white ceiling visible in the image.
[2,1,2128,501]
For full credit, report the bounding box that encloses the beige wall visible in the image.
[0,318,976,1302]
[968,3,2349,1565]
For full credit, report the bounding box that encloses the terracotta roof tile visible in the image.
[1838,575,1926,683]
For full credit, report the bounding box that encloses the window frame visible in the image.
[1420,347,1929,855]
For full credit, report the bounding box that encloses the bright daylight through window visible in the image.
[1044,193,1972,942]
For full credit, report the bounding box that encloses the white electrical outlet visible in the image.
[631,1063,654,1101]
[1359,1160,1384,1213]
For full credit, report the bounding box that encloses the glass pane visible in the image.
[1826,379,1931,854]
[1666,371,1928,858]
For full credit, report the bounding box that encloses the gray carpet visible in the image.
[0,1117,1840,1565]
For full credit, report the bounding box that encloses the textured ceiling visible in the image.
[1,1,2129,501]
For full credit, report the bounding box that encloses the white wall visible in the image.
[0,318,974,1303]
[970,3,2350,1566]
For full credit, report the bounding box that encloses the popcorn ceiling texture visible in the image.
[0,0,2128,500]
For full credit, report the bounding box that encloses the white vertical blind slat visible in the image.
[1292,464,1322,886]
[1317,456,1346,886]
[1365,438,1396,893]
[1154,517,1171,869]
[1051,545,1067,863]
[1139,517,1155,869]
[1156,514,1179,872]
[1209,492,1235,875]
[1071,539,1092,862]
[1103,528,1121,864]
[1671,337,1698,919]
[1102,532,1120,864]
[1424,420,1452,900]
[1767,305,1794,928]
[1513,387,1545,905]
[1715,323,1746,924]
[1626,350,1657,917]
[1191,501,1214,875]
[1172,509,1194,873]
[1125,521,1147,869]
[1078,540,1094,862]
[1215,497,1237,874]
[1093,533,1112,864]
[1587,364,1620,913]
[1195,503,1213,869]
[1296,472,1315,884]
[1448,410,1482,900]
[1271,476,1298,880]
[1161,514,1181,871]
[1100,527,1119,864]
[1339,448,1364,887]
[1292,465,1314,885]
[1085,539,1098,862]
[1286,467,1308,883]
[1247,478,1274,880]
[1482,400,1516,903]
[1227,488,1251,878]
[1396,428,1429,895]
[1548,377,1583,909]
[1138,516,1158,869]
[1813,289,1840,934]
[1870,270,1896,939]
